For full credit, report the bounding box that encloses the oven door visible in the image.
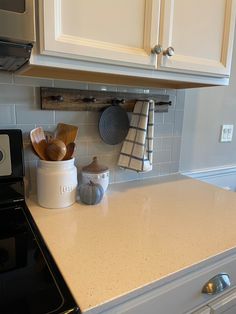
[0,204,80,314]
[0,0,35,43]
[0,233,27,273]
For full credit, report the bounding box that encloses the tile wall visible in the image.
[0,71,185,194]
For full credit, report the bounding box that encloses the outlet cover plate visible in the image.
[220,124,234,142]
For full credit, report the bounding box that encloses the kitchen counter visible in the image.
[27,175,236,313]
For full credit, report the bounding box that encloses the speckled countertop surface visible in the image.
[27,175,236,313]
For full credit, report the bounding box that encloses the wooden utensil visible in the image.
[55,123,78,145]
[46,138,67,161]
[44,131,54,143]
[63,142,76,160]
[30,127,48,160]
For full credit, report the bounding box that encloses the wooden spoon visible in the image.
[46,138,67,161]
[44,131,54,143]
[63,142,76,160]
[30,127,48,160]
[55,123,79,145]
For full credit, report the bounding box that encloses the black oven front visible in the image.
[0,129,80,314]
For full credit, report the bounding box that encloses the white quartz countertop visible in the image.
[27,175,236,313]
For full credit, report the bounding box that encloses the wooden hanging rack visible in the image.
[40,87,172,112]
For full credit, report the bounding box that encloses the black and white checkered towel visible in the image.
[118,100,154,172]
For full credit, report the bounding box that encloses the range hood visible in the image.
[0,40,33,72]
[0,0,35,72]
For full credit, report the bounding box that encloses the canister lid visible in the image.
[82,156,108,173]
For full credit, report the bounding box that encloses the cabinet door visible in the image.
[158,0,236,76]
[40,0,160,68]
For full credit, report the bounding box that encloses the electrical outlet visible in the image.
[220,124,234,142]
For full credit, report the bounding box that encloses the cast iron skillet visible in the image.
[99,104,130,145]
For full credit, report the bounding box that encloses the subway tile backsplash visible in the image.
[0,73,185,194]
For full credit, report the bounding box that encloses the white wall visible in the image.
[180,31,236,172]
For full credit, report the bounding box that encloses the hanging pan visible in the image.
[99,101,129,145]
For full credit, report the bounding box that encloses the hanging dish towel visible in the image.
[118,100,154,172]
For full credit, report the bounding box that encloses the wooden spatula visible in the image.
[30,127,48,160]
[55,123,79,145]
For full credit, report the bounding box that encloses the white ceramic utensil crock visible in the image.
[81,156,109,192]
[37,158,77,208]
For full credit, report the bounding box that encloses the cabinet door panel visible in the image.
[61,0,144,48]
[40,0,160,68]
[159,0,236,76]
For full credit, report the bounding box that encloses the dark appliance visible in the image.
[0,129,80,314]
[0,0,35,71]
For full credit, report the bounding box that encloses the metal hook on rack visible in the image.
[154,101,172,112]
[49,95,64,102]
[82,97,97,103]
[133,99,172,112]
[110,98,125,105]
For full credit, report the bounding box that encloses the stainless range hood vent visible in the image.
[0,40,33,72]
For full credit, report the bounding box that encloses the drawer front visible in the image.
[192,307,211,314]
[104,253,236,314]
[208,288,236,314]
[192,288,236,314]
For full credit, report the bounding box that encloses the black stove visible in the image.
[0,129,80,314]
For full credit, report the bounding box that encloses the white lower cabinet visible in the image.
[98,251,236,314]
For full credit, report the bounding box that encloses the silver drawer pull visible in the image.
[202,273,231,295]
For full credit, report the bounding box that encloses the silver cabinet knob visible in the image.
[151,44,163,55]
[163,46,175,57]
[202,273,231,295]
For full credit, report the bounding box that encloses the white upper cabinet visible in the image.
[40,0,160,68]
[159,0,236,76]
[40,0,236,78]
[21,0,236,87]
